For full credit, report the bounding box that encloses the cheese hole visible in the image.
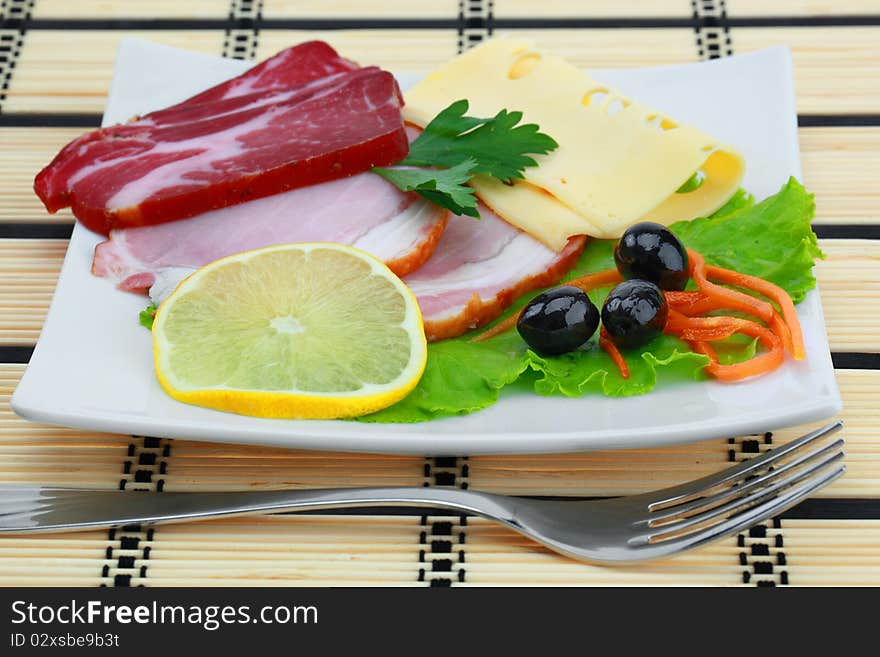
[702,145,715,152]
[582,88,609,107]
[508,53,542,79]
[660,118,678,131]
[605,98,630,116]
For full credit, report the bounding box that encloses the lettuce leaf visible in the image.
[359,177,819,423]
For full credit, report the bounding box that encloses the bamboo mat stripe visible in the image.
[0,0,878,587]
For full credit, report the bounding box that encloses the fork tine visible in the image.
[646,438,845,525]
[637,450,844,544]
[646,421,843,510]
[646,465,845,555]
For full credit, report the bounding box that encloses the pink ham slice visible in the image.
[34,44,408,236]
[404,204,587,342]
[93,172,449,294]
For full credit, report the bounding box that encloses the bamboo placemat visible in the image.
[0,0,878,587]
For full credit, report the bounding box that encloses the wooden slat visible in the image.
[5,31,225,114]
[31,0,230,19]
[262,0,458,19]
[2,239,873,350]
[801,128,880,224]
[492,1,691,18]
[256,30,458,70]
[726,0,880,17]
[125,516,423,586]
[0,128,81,223]
[0,529,111,587]
[814,241,880,352]
[734,27,880,114]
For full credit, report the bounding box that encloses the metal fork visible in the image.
[0,422,844,563]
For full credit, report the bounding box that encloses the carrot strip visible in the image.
[687,249,774,322]
[565,268,624,293]
[471,268,621,343]
[705,264,805,361]
[599,326,630,379]
[666,291,712,315]
[666,309,784,381]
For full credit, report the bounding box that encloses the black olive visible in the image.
[517,286,599,356]
[601,280,668,349]
[613,221,689,291]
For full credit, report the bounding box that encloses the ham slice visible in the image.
[35,44,408,235]
[404,204,587,341]
[93,172,448,294]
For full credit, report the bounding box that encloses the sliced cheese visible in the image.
[403,38,746,248]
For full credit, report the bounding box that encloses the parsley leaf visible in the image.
[139,304,157,330]
[373,159,480,218]
[373,100,558,218]
[400,99,558,182]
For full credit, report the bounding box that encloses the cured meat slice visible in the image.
[184,41,358,105]
[93,172,448,294]
[404,204,587,342]
[35,46,408,235]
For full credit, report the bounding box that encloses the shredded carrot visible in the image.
[564,268,624,294]
[705,264,805,361]
[687,249,774,322]
[665,308,785,381]
[599,326,630,379]
[471,268,621,343]
[666,290,715,316]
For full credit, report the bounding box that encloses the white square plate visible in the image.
[11,40,841,455]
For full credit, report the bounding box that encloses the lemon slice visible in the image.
[152,243,427,419]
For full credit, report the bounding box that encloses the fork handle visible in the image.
[0,486,519,533]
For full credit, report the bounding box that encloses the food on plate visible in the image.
[613,222,689,291]
[92,171,449,295]
[403,38,745,247]
[34,43,408,234]
[362,180,821,423]
[601,280,669,349]
[402,203,586,341]
[152,243,427,419]
[516,286,599,356]
[32,36,823,424]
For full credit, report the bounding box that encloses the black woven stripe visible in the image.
[799,114,880,127]
[832,353,880,369]
[813,225,880,240]
[4,16,880,31]
[0,221,875,242]
[779,498,880,519]
[0,113,101,127]
[0,346,34,363]
[3,347,879,368]
[0,116,877,133]
[0,223,72,239]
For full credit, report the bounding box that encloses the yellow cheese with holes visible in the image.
[403,38,745,249]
